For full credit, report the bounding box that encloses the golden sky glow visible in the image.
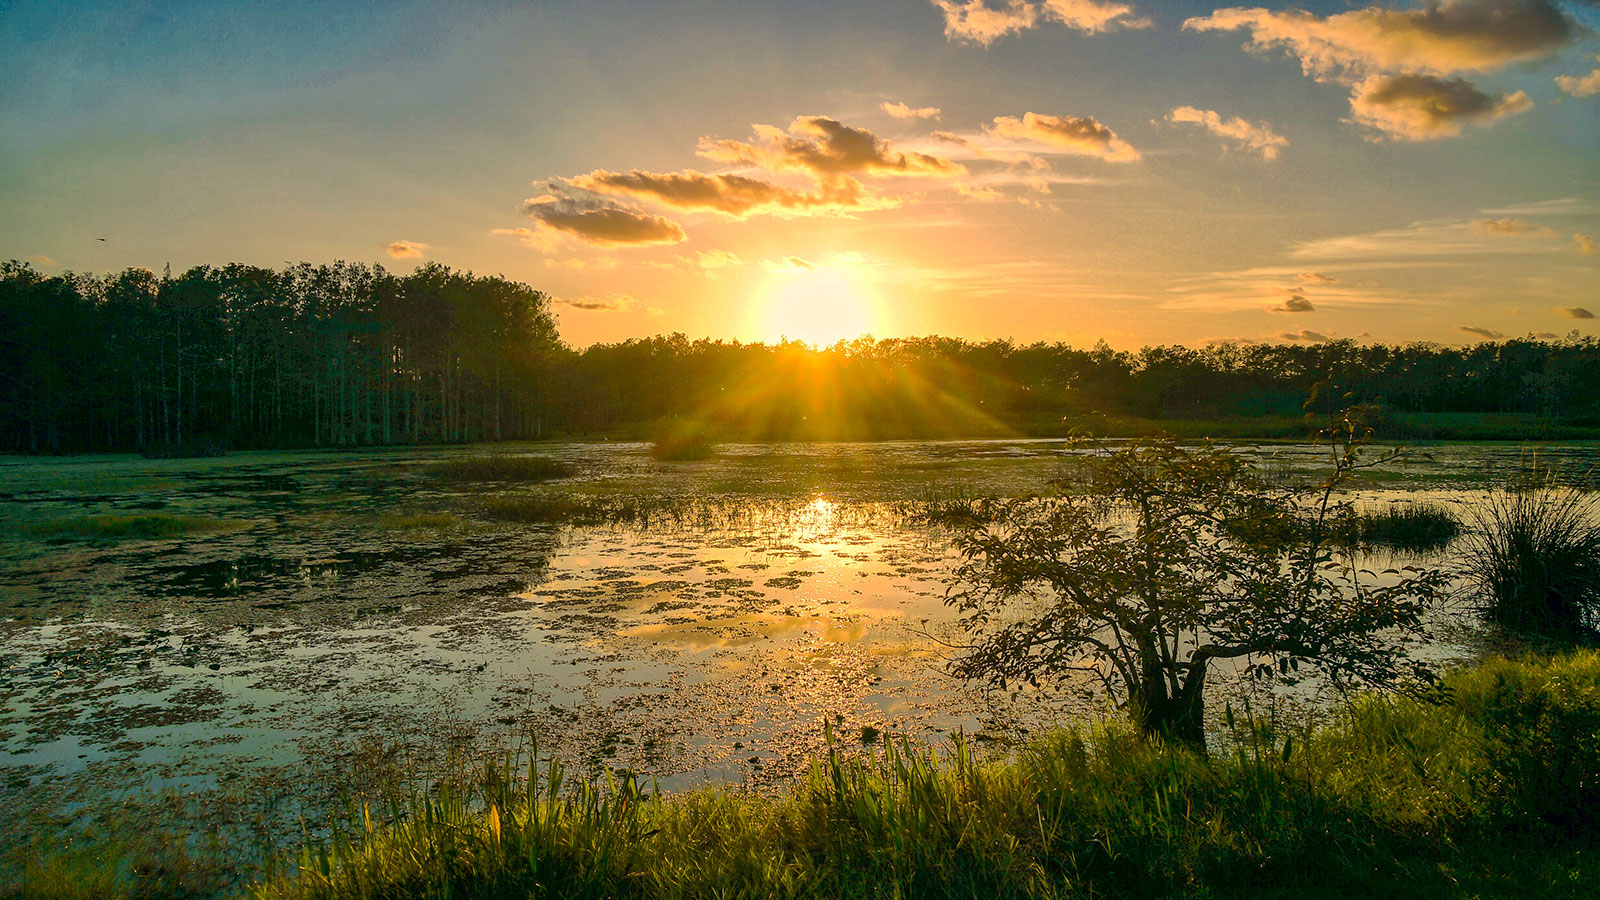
[3,0,1597,349]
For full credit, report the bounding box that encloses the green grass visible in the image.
[229,652,1599,900]
[6,655,1596,899]
[31,513,248,541]
[430,456,576,483]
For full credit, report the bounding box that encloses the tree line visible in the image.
[0,261,559,453]
[3,259,1598,452]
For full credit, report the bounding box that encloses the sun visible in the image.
[753,262,881,346]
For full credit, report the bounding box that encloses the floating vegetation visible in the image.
[431,455,575,483]
[30,513,247,541]
[375,512,465,533]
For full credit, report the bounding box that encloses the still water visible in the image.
[1,438,1593,836]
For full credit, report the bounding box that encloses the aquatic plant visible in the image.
[31,513,246,541]
[1461,485,1600,635]
[431,455,575,483]
[1341,503,1461,553]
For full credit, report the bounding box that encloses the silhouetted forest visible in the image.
[4,259,1599,452]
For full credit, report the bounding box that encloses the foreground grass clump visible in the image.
[1344,502,1461,552]
[431,456,575,483]
[1463,486,1600,635]
[246,652,1600,900]
[32,513,247,541]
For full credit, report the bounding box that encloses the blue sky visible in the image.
[4,0,1598,347]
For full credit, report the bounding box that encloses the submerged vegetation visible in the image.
[31,513,248,541]
[1463,486,1600,636]
[10,653,1589,900]
[431,455,575,483]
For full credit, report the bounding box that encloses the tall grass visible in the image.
[1343,503,1461,553]
[1462,487,1600,634]
[241,653,1600,900]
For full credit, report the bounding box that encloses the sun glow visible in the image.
[753,261,881,346]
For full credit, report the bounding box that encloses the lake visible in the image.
[2,438,1594,846]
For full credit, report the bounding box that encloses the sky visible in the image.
[3,0,1598,349]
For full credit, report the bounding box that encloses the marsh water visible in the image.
[2,439,1596,846]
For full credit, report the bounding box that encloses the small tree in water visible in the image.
[946,402,1446,750]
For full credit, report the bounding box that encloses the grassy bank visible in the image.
[14,653,1591,900]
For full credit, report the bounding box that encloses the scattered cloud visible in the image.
[569,168,893,218]
[1167,106,1288,159]
[987,112,1141,162]
[385,240,429,259]
[543,256,621,270]
[688,249,744,271]
[1348,73,1531,141]
[554,293,639,312]
[698,116,965,178]
[520,194,686,247]
[955,183,1006,201]
[882,100,941,120]
[1472,217,1556,236]
[1457,325,1506,340]
[1277,329,1331,342]
[930,0,1148,46]
[1268,294,1316,313]
[1186,2,1570,142]
[1184,1,1578,81]
[1555,55,1600,97]
[1561,307,1596,319]
[1577,233,1597,254]
[25,255,56,267]
[1299,272,1337,283]
[762,256,816,273]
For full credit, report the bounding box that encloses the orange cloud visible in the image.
[1299,272,1337,283]
[1457,325,1506,340]
[698,116,966,178]
[1277,329,1331,342]
[519,195,686,247]
[987,112,1141,162]
[1577,234,1597,255]
[1349,73,1531,141]
[554,293,639,311]
[930,0,1149,45]
[1562,307,1595,319]
[882,101,942,120]
[1471,217,1557,236]
[1184,1,1577,80]
[1268,294,1316,314]
[1167,106,1288,159]
[385,240,429,259]
[569,168,894,217]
